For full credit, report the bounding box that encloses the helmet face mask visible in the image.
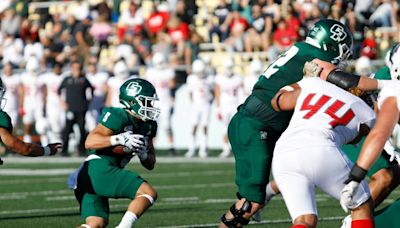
[119,79,160,121]
[387,43,400,80]
[0,81,6,110]
[306,19,353,65]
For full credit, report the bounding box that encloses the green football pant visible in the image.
[74,155,145,223]
[228,111,278,204]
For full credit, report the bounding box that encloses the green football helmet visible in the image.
[385,43,400,80]
[119,78,160,121]
[306,19,353,65]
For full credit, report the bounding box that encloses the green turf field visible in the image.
[0,156,398,228]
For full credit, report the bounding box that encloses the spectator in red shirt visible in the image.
[273,19,299,52]
[224,9,249,52]
[145,3,169,37]
[360,31,378,59]
[167,14,189,59]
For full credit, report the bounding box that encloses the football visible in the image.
[111,145,130,155]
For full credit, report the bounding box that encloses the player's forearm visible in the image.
[85,132,113,149]
[357,129,390,170]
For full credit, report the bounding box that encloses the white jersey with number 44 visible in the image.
[277,77,375,150]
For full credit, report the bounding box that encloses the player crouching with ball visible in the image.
[74,78,160,228]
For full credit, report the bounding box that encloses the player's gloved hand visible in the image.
[44,143,63,156]
[110,131,145,151]
[348,87,364,97]
[133,137,149,161]
[383,140,400,164]
[303,61,322,78]
[340,164,368,213]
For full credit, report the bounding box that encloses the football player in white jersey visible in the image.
[185,59,214,158]
[105,60,137,108]
[85,62,109,131]
[340,82,400,220]
[38,62,65,143]
[19,57,45,143]
[215,58,243,158]
[271,77,375,228]
[243,59,263,98]
[145,52,176,155]
[1,62,21,126]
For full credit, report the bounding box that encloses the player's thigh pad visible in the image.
[314,147,370,207]
[228,112,273,203]
[88,158,145,199]
[272,151,317,221]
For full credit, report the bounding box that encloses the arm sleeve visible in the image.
[326,69,361,91]
[0,111,13,133]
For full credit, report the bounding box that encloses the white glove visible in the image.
[303,61,322,78]
[384,139,400,164]
[110,131,145,151]
[340,180,360,213]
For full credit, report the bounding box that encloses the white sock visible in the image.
[188,133,196,153]
[222,142,230,154]
[199,131,207,154]
[116,211,138,228]
[265,182,277,200]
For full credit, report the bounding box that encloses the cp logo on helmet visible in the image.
[330,24,347,42]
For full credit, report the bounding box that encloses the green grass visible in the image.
[0,159,394,228]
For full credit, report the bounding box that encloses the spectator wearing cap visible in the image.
[67,14,93,60]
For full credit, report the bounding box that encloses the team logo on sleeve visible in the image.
[126,82,142,97]
[330,24,347,42]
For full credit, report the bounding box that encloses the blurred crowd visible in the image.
[0,0,399,156]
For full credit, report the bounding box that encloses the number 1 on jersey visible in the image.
[301,93,355,127]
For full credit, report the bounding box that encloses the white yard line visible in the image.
[0,168,76,176]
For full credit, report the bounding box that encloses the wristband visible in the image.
[377,80,392,90]
[110,135,121,146]
[345,164,368,183]
[43,146,51,156]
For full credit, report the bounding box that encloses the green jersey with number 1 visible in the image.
[245,41,335,132]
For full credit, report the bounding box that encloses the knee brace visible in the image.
[80,224,92,228]
[137,194,155,205]
[220,200,252,228]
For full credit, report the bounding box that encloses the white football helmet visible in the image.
[113,60,129,79]
[249,59,263,75]
[192,59,206,76]
[386,43,400,80]
[223,58,234,76]
[355,56,372,76]
[152,52,167,70]
[26,57,40,74]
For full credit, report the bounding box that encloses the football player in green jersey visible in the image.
[0,79,61,163]
[74,78,160,228]
[220,19,394,227]
[219,19,355,227]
